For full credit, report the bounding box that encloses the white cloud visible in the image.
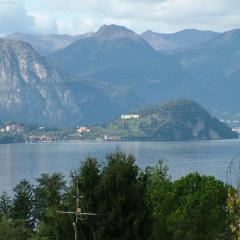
[0,0,35,35]
[1,0,240,35]
[29,11,58,34]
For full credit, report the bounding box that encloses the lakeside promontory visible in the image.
[89,99,238,141]
[0,100,238,143]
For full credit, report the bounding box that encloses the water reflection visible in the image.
[0,140,240,193]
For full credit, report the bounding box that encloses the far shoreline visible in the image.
[0,137,239,145]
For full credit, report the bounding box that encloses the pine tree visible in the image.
[12,180,35,230]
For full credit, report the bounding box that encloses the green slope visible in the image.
[92,99,238,141]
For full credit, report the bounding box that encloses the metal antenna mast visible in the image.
[57,172,99,240]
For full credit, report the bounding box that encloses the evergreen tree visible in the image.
[77,157,101,240]
[12,180,35,230]
[96,150,151,240]
[0,192,12,218]
[0,218,30,240]
[34,173,70,240]
[146,160,173,240]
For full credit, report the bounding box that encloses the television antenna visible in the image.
[57,171,100,240]
[226,153,240,190]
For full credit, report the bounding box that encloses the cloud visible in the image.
[1,0,240,35]
[29,0,240,34]
[29,11,58,34]
[0,0,35,35]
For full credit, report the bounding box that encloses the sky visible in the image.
[0,0,240,36]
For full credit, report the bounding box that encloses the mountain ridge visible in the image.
[5,32,94,55]
[141,29,220,52]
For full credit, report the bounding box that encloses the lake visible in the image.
[1,139,240,193]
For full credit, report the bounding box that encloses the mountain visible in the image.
[96,99,238,141]
[5,25,240,124]
[175,29,240,113]
[51,24,158,76]
[141,29,219,52]
[0,38,141,126]
[51,24,187,102]
[50,25,240,117]
[5,32,94,55]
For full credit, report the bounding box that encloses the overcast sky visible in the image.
[0,0,240,35]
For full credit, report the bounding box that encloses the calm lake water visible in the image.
[1,139,240,193]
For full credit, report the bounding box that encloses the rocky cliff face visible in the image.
[0,39,80,125]
[0,39,140,126]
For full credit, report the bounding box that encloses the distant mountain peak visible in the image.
[142,29,159,36]
[223,28,240,39]
[95,24,140,40]
[141,28,219,52]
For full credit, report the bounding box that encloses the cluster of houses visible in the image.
[104,135,121,141]
[232,127,240,134]
[220,119,240,125]
[0,124,24,133]
[27,135,52,143]
[220,119,240,135]
[75,114,140,141]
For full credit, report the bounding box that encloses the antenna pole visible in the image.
[57,172,100,240]
[75,177,80,240]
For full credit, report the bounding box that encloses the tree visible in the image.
[146,160,173,240]
[59,157,102,240]
[0,218,30,240]
[0,192,12,218]
[168,173,230,240]
[227,187,240,239]
[77,157,101,240]
[97,150,151,240]
[12,180,35,230]
[34,173,70,240]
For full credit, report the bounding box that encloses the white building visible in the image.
[77,127,90,133]
[121,114,140,120]
[232,127,240,134]
[6,125,17,132]
[5,124,24,133]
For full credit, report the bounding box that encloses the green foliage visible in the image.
[12,180,35,230]
[168,173,230,240]
[0,151,237,239]
[93,99,237,141]
[0,218,31,240]
[146,160,173,239]
[227,188,240,239]
[34,173,70,240]
[96,151,151,240]
[78,157,101,239]
[0,192,12,218]
[146,167,232,240]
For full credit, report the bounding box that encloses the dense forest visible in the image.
[0,150,239,240]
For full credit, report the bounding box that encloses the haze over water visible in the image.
[1,139,240,193]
